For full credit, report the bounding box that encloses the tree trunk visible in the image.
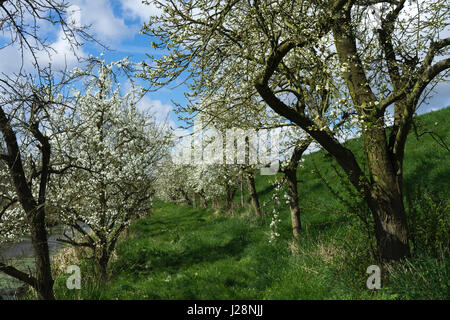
[200,192,208,208]
[368,190,409,261]
[226,187,233,211]
[285,169,301,238]
[240,171,245,207]
[331,10,410,261]
[283,142,309,238]
[225,185,237,212]
[364,127,410,261]
[30,208,55,300]
[180,189,192,206]
[246,172,262,217]
[94,247,110,281]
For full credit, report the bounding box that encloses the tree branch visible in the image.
[0,262,37,288]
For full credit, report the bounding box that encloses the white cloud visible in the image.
[35,6,85,70]
[133,93,193,141]
[71,0,132,43]
[136,95,175,126]
[0,46,26,75]
[32,5,86,70]
[0,14,86,74]
[120,0,162,22]
[122,80,174,126]
[37,35,86,70]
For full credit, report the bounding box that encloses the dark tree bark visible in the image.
[363,125,409,260]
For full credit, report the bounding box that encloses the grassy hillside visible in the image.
[52,107,449,300]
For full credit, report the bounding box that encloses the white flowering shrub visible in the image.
[0,166,27,244]
[155,162,193,203]
[47,58,170,277]
[155,161,239,207]
[268,178,285,243]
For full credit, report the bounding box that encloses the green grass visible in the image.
[52,107,449,300]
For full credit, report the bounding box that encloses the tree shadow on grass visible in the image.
[116,234,251,276]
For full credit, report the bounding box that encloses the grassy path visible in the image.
[53,202,406,300]
[47,108,450,299]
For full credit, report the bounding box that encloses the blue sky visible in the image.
[0,0,188,132]
[0,0,448,135]
[84,0,189,130]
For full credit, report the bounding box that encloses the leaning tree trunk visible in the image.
[29,141,55,300]
[246,172,262,217]
[365,127,410,261]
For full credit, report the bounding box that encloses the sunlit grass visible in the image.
[45,107,450,299]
